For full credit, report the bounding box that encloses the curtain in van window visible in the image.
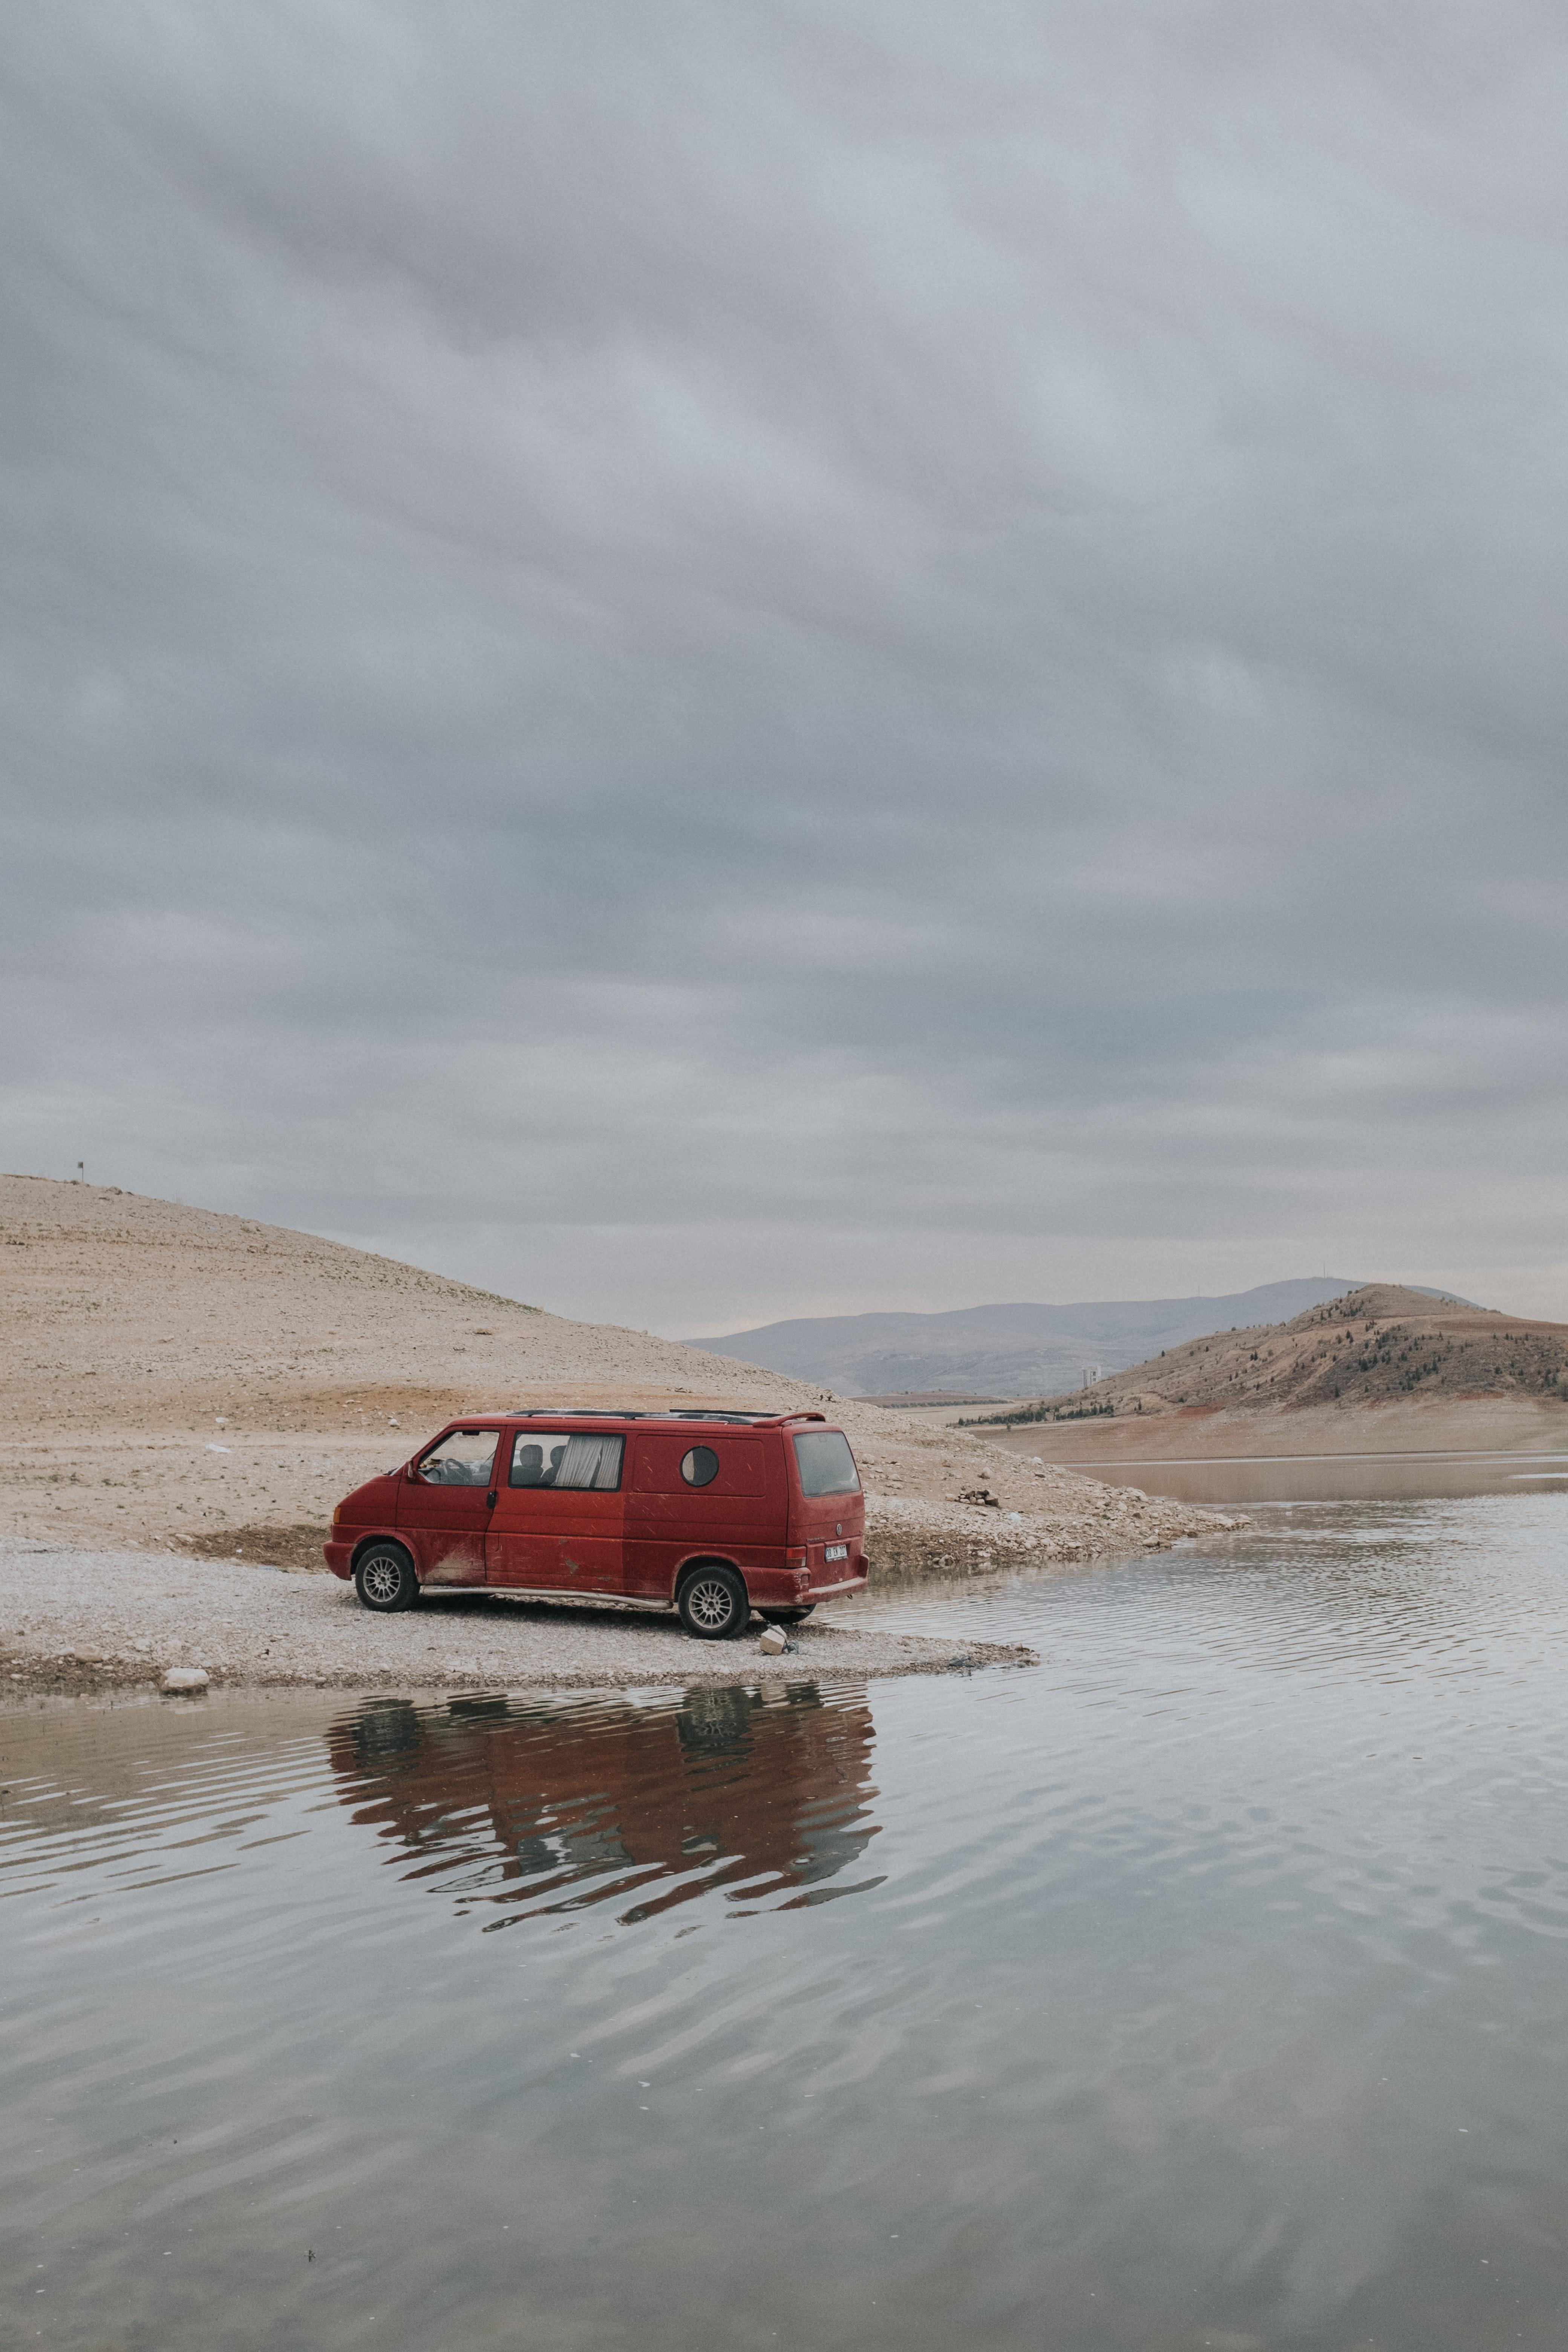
[553,1434,624,1490]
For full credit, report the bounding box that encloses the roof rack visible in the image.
[507,1407,646,1418]
[490,1406,830,1425]
[657,1409,771,1423]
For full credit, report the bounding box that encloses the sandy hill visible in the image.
[0,1171,797,1435]
[977,1283,1568,1463]
[0,1176,1226,1572]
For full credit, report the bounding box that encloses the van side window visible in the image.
[631,1436,767,1493]
[416,1430,499,1485]
[792,1430,861,1496]
[510,1432,625,1491]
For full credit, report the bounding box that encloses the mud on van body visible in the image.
[325,1409,867,1639]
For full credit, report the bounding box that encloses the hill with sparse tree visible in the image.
[967,1285,1568,1460]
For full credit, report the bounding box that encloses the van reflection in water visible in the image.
[328,1683,882,1923]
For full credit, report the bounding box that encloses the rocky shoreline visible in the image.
[865,1489,1244,1579]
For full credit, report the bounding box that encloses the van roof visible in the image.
[466,1408,830,1428]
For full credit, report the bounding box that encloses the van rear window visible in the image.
[792,1430,860,1496]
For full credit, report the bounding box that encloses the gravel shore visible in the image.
[0,1541,1035,1695]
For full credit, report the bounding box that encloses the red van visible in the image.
[324,1409,868,1640]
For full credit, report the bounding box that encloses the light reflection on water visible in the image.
[6,1492,1568,2349]
[333,1682,883,1925]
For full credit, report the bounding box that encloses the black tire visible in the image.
[677,1563,752,1640]
[761,1606,816,1624]
[354,1543,420,1612]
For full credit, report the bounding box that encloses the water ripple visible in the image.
[7,1494,1568,2349]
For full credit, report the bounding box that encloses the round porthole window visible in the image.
[681,1445,719,1487]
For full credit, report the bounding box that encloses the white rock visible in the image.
[161,1666,210,1693]
[756,1624,789,1655]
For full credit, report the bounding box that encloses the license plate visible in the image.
[824,1544,848,1563]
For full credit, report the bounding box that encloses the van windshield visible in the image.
[416,1430,499,1485]
[792,1430,860,1497]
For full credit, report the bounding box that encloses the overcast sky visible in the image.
[3,2,1566,1334]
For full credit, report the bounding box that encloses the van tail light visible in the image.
[784,1548,806,1568]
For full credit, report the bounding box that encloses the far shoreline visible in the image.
[991,1395,1568,1465]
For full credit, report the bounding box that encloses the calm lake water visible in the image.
[6,1491,1568,2350]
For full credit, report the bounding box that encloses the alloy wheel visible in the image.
[685,1576,737,1632]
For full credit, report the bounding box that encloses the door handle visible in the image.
[486,1489,497,1509]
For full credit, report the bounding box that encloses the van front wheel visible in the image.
[354,1544,420,1612]
[678,1566,752,1640]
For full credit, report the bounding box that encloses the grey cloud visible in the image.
[2,2,1566,1328]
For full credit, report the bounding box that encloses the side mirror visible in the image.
[405,1464,419,1482]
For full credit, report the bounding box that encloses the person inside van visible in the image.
[513,1442,544,1487]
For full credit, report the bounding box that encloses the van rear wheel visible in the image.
[354,1544,419,1612]
[678,1565,752,1640]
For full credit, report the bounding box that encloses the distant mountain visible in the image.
[686,1278,1395,1397]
